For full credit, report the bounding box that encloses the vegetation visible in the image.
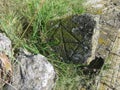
[0,0,91,90]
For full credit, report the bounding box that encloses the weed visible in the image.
[0,0,89,90]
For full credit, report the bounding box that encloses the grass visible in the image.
[0,0,92,90]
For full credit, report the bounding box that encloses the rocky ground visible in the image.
[0,0,120,90]
[85,0,120,89]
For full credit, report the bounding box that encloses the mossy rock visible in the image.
[47,14,96,64]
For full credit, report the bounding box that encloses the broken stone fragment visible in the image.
[7,49,56,90]
[0,33,12,55]
[0,33,55,90]
[47,14,96,64]
[0,33,12,88]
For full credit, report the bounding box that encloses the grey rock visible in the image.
[85,0,120,90]
[8,49,56,90]
[0,33,12,55]
[100,4,120,29]
[0,33,12,89]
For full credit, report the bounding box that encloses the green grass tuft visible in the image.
[0,0,88,90]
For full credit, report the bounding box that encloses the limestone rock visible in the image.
[0,33,12,89]
[85,0,120,90]
[0,33,12,55]
[84,0,107,14]
[7,49,56,90]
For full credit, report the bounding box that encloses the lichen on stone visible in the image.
[47,14,96,64]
